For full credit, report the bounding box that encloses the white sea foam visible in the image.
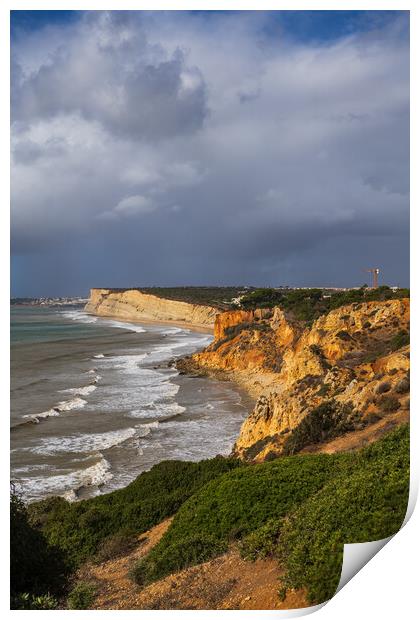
[22,409,61,423]
[128,402,185,419]
[56,396,88,411]
[29,424,151,455]
[22,396,87,423]
[146,333,212,363]
[99,352,148,375]
[63,310,98,324]
[15,454,113,502]
[94,353,105,358]
[59,384,97,396]
[103,319,146,333]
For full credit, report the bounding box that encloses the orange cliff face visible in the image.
[184,298,410,460]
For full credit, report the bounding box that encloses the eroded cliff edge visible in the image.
[177,298,410,460]
[85,288,218,328]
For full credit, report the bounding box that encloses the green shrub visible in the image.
[29,457,242,568]
[277,425,409,604]
[317,383,330,397]
[132,534,227,585]
[239,519,282,561]
[377,395,400,412]
[240,287,408,324]
[67,581,97,610]
[395,376,410,394]
[282,401,359,455]
[10,487,70,602]
[336,330,352,341]
[94,530,137,563]
[132,451,350,584]
[376,381,391,394]
[11,592,59,610]
[389,330,410,351]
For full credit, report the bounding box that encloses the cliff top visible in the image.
[90,285,409,319]
[90,286,250,310]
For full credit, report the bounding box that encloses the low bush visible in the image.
[94,530,138,563]
[131,451,351,585]
[377,395,400,412]
[336,330,352,341]
[376,381,391,394]
[240,287,409,324]
[395,376,409,394]
[67,581,97,610]
[132,426,408,601]
[132,534,227,585]
[277,425,409,604]
[389,330,410,351]
[29,457,242,568]
[10,487,70,606]
[239,519,282,561]
[317,383,330,397]
[11,593,59,610]
[282,401,359,455]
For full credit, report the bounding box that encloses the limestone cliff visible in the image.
[179,298,410,460]
[85,288,218,328]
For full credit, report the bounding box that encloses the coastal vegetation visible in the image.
[239,286,410,323]
[86,285,409,319]
[15,425,408,608]
[27,457,241,569]
[10,486,70,609]
[133,425,409,603]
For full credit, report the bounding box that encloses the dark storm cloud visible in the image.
[10,11,409,295]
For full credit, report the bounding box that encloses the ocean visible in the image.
[10,305,251,502]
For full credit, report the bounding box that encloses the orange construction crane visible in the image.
[364,268,380,288]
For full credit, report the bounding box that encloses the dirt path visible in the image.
[81,518,308,610]
[129,549,308,610]
[79,518,173,610]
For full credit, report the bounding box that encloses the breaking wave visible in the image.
[19,396,88,425]
[15,454,113,503]
[28,422,156,456]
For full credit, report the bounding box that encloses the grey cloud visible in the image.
[11,12,409,295]
[12,15,208,141]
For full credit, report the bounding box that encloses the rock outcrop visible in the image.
[179,298,410,460]
[85,288,218,329]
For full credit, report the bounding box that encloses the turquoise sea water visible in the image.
[11,306,251,502]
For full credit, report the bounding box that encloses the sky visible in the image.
[10,10,410,296]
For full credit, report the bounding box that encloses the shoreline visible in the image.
[85,310,214,335]
[13,307,253,504]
